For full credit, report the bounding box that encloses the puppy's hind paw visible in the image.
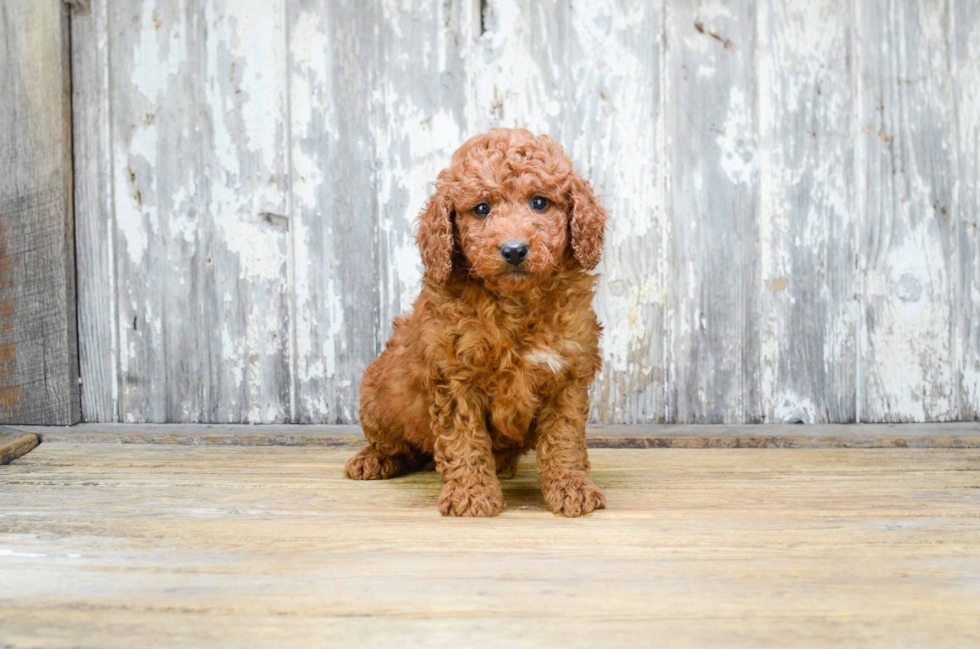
[438,476,504,517]
[494,452,522,479]
[344,446,404,480]
[542,472,606,517]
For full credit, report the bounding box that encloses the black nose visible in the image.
[500,241,529,266]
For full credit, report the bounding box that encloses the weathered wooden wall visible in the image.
[72,0,980,424]
[0,0,80,425]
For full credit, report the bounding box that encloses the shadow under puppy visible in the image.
[346,128,607,517]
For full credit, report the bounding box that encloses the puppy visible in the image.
[345,128,607,517]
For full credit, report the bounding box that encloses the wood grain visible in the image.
[856,0,958,422]
[1,443,979,647]
[74,0,293,423]
[666,0,761,423]
[0,0,80,425]
[70,0,980,424]
[103,0,210,422]
[561,2,668,424]
[16,422,980,449]
[288,0,471,422]
[71,0,117,422]
[756,0,858,423]
[954,1,980,419]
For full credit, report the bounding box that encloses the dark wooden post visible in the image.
[0,1,80,425]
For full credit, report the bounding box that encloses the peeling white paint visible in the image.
[114,167,149,266]
[864,221,953,421]
[75,0,979,424]
[716,87,756,186]
[131,6,184,102]
[773,391,818,424]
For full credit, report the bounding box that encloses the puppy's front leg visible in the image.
[536,381,606,517]
[431,385,503,517]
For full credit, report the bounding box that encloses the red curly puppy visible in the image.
[345,128,607,517]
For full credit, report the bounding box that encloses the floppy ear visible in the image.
[415,183,455,285]
[567,173,607,270]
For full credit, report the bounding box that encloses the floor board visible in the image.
[1,443,979,647]
[14,421,980,448]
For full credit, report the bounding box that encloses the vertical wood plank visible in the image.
[0,0,80,425]
[464,0,668,423]
[288,1,380,423]
[369,1,472,356]
[201,0,291,422]
[69,0,978,424]
[100,0,290,422]
[856,0,958,421]
[560,3,667,423]
[73,0,119,421]
[954,0,980,418]
[108,0,207,422]
[289,0,470,422]
[462,0,567,137]
[665,0,761,423]
[756,0,858,423]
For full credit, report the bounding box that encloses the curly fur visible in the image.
[346,128,608,517]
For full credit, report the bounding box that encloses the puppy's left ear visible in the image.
[415,181,455,285]
[567,173,607,270]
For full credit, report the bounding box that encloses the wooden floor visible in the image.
[2,440,979,647]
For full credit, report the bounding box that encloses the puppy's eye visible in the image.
[473,203,491,217]
[530,196,549,212]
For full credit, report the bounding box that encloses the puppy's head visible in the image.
[416,128,606,292]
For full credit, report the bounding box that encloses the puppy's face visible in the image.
[453,172,570,292]
[417,128,607,292]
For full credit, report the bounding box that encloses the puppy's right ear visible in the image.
[415,182,454,285]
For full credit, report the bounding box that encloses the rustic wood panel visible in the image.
[288,0,374,423]
[954,0,980,418]
[74,0,292,422]
[0,0,80,425]
[288,0,471,422]
[104,0,209,422]
[72,0,117,423]
[72,0,979,424]
[2,443,980,646]
[666,0,761,422]
[200,0,292,422]
[756,0,858,423]
[559,2,668,424]
[857,0,958,422]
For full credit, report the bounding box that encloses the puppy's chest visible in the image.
[474,328,578,394]
[450,306,594,441]
[477,328,582,441]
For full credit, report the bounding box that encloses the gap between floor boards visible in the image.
[3,422,979,450]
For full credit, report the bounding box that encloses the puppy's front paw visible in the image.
[542,472,606,517]
[438,475,504,517]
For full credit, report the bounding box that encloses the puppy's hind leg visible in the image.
[345,442,425,480]
[494,447,525,479]
[347,372,427,480]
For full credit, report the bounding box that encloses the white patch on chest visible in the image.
[523,347,565,373]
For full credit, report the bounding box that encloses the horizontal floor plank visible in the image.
[11,422,980,449]
[1,443,978,647]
